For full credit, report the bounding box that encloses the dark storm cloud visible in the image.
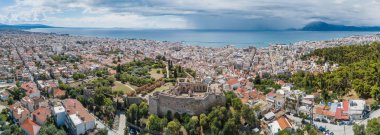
[2,0,380,29]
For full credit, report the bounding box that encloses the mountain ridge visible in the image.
[299,21,380,31]
[0,23,57,29]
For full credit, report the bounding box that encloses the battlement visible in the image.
[148,82,226,116]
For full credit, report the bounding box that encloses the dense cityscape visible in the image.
[0,29,380,135]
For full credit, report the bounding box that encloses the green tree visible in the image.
[127,104,139,124]
[165,120,181,135]
[370,85,380,101]
[241,105,259,127]
[39,123,66,135]
[254,75,261,84]
[199,113,208,130]
[147,114,164,131]
[139,102,149,118]
[16,81,21,87]
[353,124,365,135]
[232,98,242,110]
[366,118,380,135]
[187,116,199,135]
[370,100,379,111]
[222,118,237,134]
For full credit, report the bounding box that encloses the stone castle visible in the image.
[148,78,226,116]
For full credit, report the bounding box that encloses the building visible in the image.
[268,116,293,135]
[63,99,95,135]
[52,88,66,98]
[9,102,30,124]
[52,105,66,127]
[21,118,41,135]
[31,107,51,126]
[149,79,226,116]
[21,96,35,112]
[0,91,9,101]
[21,82,41,98]
[348,100,367,120]
[315,101,350,122]
[227,79,240,90]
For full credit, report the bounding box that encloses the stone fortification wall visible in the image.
[149,92,226,116]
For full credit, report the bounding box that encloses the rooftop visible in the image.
[69,114,83,126]
[21,119,40,135]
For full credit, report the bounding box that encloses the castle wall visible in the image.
[148,96,159,115]
[149,92,226,116]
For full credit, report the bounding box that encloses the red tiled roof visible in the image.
[342,100,349,112]
[335,108,349,120]
[315,106,334,117]
[32,107,51,125]
[21,119,40,135]
[236,88,242,93]
[227,79,238,85]
[277,80,285,86]
[267,91,275,97]
[53,88,66,98]
[21,82,39,95]
[63,99,95,123]
[241,93,249,104]
[277,116,292,130]
[109,69,117,75]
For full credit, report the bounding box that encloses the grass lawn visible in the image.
[112,81,134,95]
[125,82,138,89]
[153,83,174,92]
[149,68,164,80]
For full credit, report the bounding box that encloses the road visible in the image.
[117,113,126,135]
[166,63,170,78]
[90,112,120,135]
[286,109,380,135]
[286,115,353,135]
[357,108,380,126]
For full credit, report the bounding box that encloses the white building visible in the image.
[63,99,95,135]
[53,105,66,127]
[348,100,367,120]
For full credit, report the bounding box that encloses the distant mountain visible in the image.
[300,21,380,31]
[0,23,57,29]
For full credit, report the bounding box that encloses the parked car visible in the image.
[319,126,326,132]
[321,118,329,123]
[314,118,321,122]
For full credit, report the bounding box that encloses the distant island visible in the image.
[0,23,57,29]
[299,21,380,31]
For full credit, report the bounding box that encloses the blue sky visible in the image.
[1,0,380,30]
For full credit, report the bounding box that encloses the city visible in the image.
[2,0,380,135]
[0,29,380,135]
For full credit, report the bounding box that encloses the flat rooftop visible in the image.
[53,106,65,114]
[69,114,83,126]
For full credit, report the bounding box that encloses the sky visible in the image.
[1,0,380,30]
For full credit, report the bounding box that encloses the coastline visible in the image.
[26,28,380,48]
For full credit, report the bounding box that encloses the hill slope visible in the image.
[0,24,56,29]
[300,21,380,31]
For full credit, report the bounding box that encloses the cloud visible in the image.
[1,0,380,29]
[47,14,191,29]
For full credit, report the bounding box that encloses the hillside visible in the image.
[0,23,56,29]
[300,21,380,31]
[291,42,380,100]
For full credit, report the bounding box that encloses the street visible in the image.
[287,109,380,135]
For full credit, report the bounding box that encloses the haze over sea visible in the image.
[29,28,380,48]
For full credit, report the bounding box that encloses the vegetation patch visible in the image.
[115,58,165,87]
[293,42,380,101]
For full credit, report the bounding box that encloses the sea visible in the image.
[28,28,380,48]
